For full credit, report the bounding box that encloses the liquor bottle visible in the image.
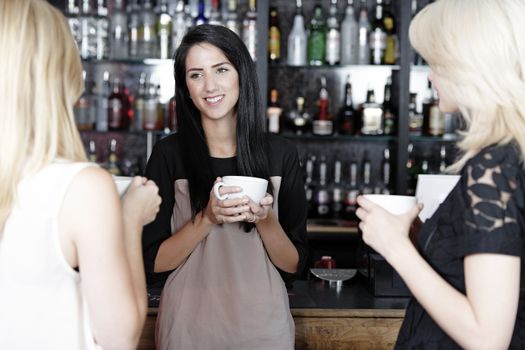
[79,0,96,59]
[340,0,358,65]
[157,0,173,59]
[133,72,147,132]
[286,96,311,135]
[95,0,109,60]
[338,74,356,135]
[356,0,370,65]
[325,0,340,66]
[360,151,373,195]
[312,76,334,136]
[287,0,307,66]
[140,0,157,58]
[266,88,282,134]
[369,0,387,65]
[331,160,345,219]
[313,157,332,219]
[225,0,240,36]
[74,71,96,131]
[382,75,395,135]
[304,155,316,218]
[439,145,448,174]
[268,6,281,63]
[380,148,391,194]
[65,0,81,51]
[143,78,162,131]
[88,140,98,163]
[107,77,130,131]
[172,0,189,50]
[96,71,110,132]
[194,0,208,26]
[343,160,359,221]
[422,81,444,136]
[127,0,141,58]
[106,139,121,176]
[408,92,423,136]
[420,153,430,175]
[242,0,257,61]
[109,0,128,59]
[383,0,397,64]
[208,0,223,26]
[360,88,384,135]
[307,1,327,66]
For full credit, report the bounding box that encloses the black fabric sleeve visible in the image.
[458,146,524,258]
[142,137,177,288]
[275,140,308,286]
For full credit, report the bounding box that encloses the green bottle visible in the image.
[307,2,326,66]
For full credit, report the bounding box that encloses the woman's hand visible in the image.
[355,195,422,260]
[244,194,273,224]
[204,177,251,224]
[121,176,162,230]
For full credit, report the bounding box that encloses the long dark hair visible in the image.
[174,24,270,222]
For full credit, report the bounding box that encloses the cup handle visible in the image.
[213,182,228,200]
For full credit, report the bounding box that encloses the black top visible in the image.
[142,133,308,289]
[396,144,525,349]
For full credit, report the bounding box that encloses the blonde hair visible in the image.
[0,0,87,228]
[409,0,525,172]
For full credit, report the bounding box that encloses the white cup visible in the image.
[213,176,268,203]
[362,194,416,215]
[113,176,132,196]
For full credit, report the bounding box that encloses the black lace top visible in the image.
[396,143,525,349]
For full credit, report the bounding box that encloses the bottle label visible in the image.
[269,27,280,60]
[325,30,340,65]
[429,106,444,136]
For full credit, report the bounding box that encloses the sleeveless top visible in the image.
[0,161,100,350]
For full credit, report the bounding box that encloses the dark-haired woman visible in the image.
[142,24,308,349]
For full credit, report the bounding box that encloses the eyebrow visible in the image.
[186,61,232,73]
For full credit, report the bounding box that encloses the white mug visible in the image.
[113,176,132,196]
[213,176,268,203]
[362,194,417,215]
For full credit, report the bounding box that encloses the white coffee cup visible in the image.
[362,194,417,215]
[113,176,132,196]
[213,176,268,203]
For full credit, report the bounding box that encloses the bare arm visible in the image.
[357,197,520,349]
[59,168,160,349]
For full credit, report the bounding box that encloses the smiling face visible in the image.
[185,43,240,124]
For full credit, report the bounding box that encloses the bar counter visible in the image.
[138,274,409,349]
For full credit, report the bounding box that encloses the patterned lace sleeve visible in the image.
[459,145,524,257]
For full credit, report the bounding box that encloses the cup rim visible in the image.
[222,175,268,184]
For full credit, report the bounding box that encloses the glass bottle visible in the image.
[225,0,240,36]
[88,140,98,163]
[242,0,257,61]
[107,77,130,131]
[172,0,189,50]
[194,0,208,26]
[127,0,141,59]
[382,75,395,135]
[312,76,334,136]
[133,72,147,132]
[96,71,110,132]
[408,92,423,136]
[79,0,96,59]
[331,160,345,219]
[304,155,316,218]
[109,0,128,59]
[143,79,162,131]
[383,0,397,65]
[157,0,173,59]
[313,157,332,219]
[287,96,311,135]
[356,0,370,65]
[307,1,326,66]
[74,71,96,131]
[360,151,373,195]
[380,148,391,194]
[340,0,358,65]
[266,88,282,134]
[325,0,340,66]
[106,139,121,176]
[208,0,223,26]
[439,145,448,174]
[268,6,281,63]
[287,0,307,66]
[95,0,108,60]
[369,0,387,65]
[422,81,444,137]
[343,160,359,221]
[140,0,157,58]
[360,88,384,135]
[65,0,81,50]
[338,74,356,135]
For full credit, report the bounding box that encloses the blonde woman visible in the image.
[0,0,161,349]
[357,0,525,349]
